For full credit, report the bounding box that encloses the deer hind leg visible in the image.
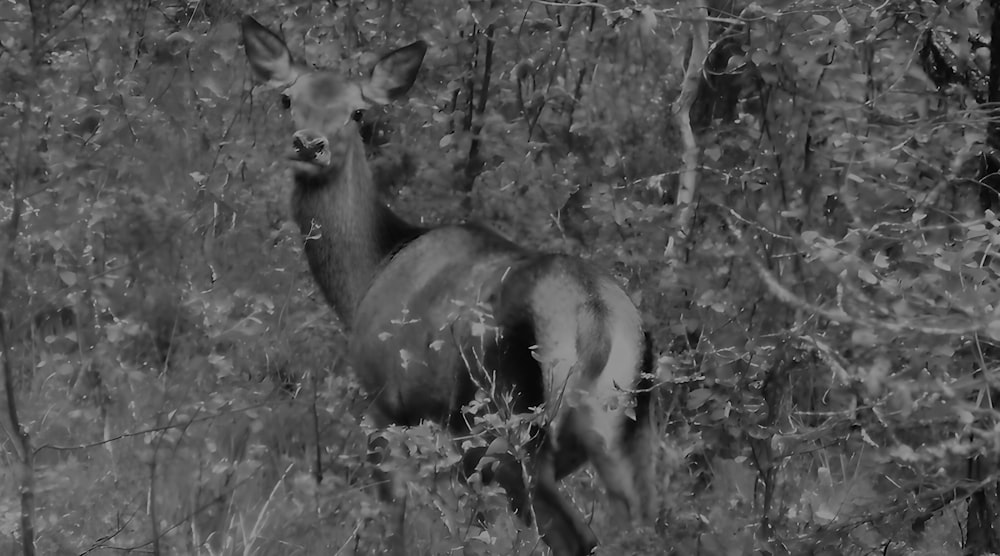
[461,445,533,521]
[588,441,641,524]
[575,408,642,525]
[466,442,596,556]
[366,413,407,556]
[462,443,595,555]
[531,446,599,556]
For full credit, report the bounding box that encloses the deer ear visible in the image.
[242,16,298,88]
[362,41,427,105]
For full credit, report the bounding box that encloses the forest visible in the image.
[2,0,1000,555]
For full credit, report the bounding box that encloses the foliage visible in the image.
[1,0,999,555]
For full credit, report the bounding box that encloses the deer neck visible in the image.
[291,134,383,325]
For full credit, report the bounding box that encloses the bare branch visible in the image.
[665,0,709,260]
[721,207,995,337]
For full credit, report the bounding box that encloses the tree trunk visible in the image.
[966,2,1000,554]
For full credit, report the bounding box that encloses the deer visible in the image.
[241,15,655,556]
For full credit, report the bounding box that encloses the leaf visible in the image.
[857,268,878,284]
[399,349,414,369]
[59,271,77,286]
[470,530,495,544]
[859,428,878,447]
[686,388,713,410]
[230,317,266,337]
[208,353,233,376]
[812,14,831,26]
[198,76,225,98]
[850,328,878,346]
[889,443,917,462]
[813,503,837,523]
[957,409,974,425]
[106,324,123,343]
[638,7,657,35]
[165,30,196,44]
[817,466,833,486]
[985,319,1000,342]
[485,438,509,456]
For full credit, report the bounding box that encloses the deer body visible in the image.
[242,16,654,556]
[354,227,643,437]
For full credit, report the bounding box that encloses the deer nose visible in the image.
[291,130,330,166]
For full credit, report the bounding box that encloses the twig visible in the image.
[462,21,496,195]
[32,401,278,455]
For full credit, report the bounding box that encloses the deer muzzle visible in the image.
[291,130,331,166]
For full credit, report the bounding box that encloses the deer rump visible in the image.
[354,223,645,427]
[352,222,650,549]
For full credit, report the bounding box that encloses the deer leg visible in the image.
[571,406,643,525]
[367,415,407,556]
[586,439,641,525]
[462,446,532,522]
[531,448,598,556]
[463,445,595,555]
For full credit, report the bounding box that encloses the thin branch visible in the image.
[462,22,496,195]
[720,207,995,337]
[32,401,277,455]
[665,0,709,259]
[3,5,34,552]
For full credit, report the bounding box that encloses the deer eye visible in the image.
[351,109,365,122]
[280,94,291,110]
